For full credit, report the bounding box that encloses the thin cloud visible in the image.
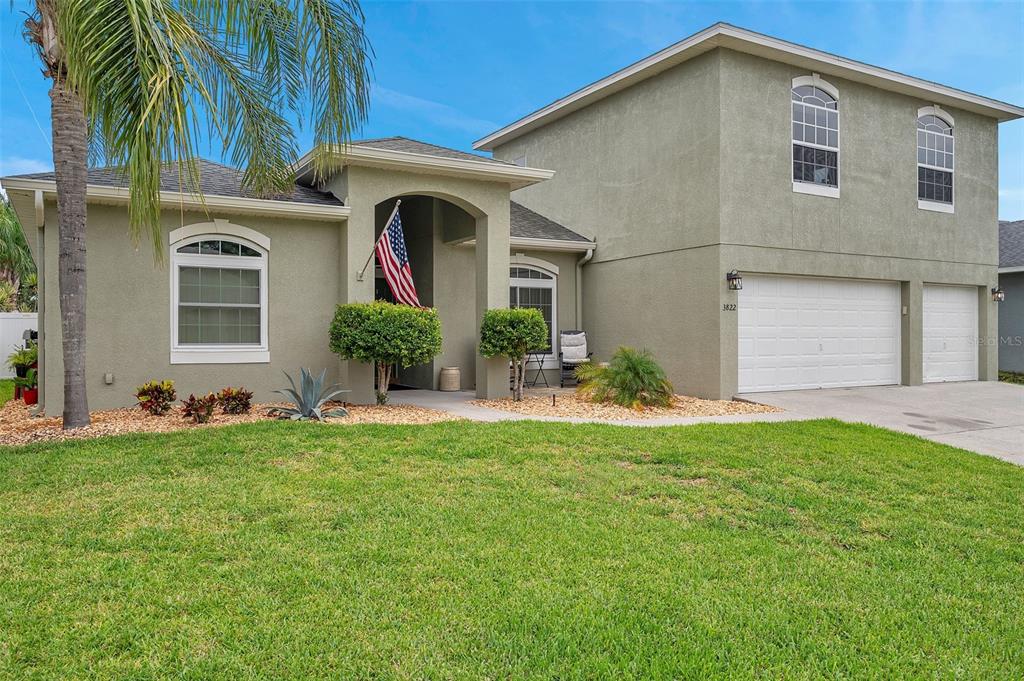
[0,156,51,177]
[372,86,498,136]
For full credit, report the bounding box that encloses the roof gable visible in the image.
[475,23,1024,151]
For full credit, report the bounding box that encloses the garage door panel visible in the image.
[739,275,901,393]
[923,285,977,383]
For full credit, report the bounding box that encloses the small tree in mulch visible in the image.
[329,301,442,405]
[479,308,549,402]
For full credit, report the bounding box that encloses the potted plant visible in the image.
[6,343,37,400]
[15,368,38,406]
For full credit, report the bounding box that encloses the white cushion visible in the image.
[560,332,588,362]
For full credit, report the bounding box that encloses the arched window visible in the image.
[792,76,839,195]
[917,107,954,208]
[509,264,557,365]
[170,233,269,364]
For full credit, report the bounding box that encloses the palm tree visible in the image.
[0,198,36,296]
[23,0,371,428]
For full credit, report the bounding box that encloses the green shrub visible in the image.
[6,343,36,371]
[135,380,177,415]
[479,308,549,401]
[330,301,442,404]
[576,347,673,409]
[181,393,218,423]
[217,387,253,414]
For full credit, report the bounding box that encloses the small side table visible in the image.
[525,351,550,388]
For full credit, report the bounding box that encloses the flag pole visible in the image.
[356,199,401,281]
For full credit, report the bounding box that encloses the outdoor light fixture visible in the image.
[992,287,1005,303]
[727,270,743,290]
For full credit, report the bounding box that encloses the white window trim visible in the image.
[169,229,270,365]
[916,105,955,214]
[509,262,558,369]
[791,74,841,198]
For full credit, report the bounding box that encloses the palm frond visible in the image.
[49,0,371,260]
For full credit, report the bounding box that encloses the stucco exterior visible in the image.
[999,272,1024,372]
[37,203,343,413]
[495,46,1002,398]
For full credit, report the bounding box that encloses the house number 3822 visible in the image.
[722,303,737,311]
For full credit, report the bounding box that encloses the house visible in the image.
[2,23,1022,412]
[2,141,593,411]
[999,220,1024,373]
[476,23,1022,397]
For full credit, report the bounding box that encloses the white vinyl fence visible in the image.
[0,313,38,378]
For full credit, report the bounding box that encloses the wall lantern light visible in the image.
[992,287,1005,303]
[727,270,743,291]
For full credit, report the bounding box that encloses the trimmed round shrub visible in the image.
[330,301,442,404]
[479,308,549,401]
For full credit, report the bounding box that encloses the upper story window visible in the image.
[917,107,954,209]
[170,231,269,364]
[792,76,840,196]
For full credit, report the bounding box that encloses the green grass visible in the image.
[999,370,1024,385]
[1,420,1022,679]
[0,379,13,406]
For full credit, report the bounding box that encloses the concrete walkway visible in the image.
[389,382,1024,464]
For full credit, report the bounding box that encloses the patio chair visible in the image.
[558,330,592,388]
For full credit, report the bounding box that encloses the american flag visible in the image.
[375,204,421,307]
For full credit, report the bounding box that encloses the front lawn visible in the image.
[1,420,1021,678]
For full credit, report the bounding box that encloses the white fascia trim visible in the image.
[0,178,349,222]
[998,266,1024,274]
[511,237,596,252]
[792,182,839,199]
[918,199,954,214]
[170,348,270,364]
[297,145,555,189]
[459,237,596,252]
[511,253,561,275]
[474,23,1024,150]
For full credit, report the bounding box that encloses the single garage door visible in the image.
[923,284,978,383]
[739,275,901,393]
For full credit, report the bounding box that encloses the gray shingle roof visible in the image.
[511,201,591,243]
[348,136,514,165]
[1000,220,1024,268]
[9,159,342,206]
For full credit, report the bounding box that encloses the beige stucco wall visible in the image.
[496,47,1001,398]
[716,49,1000,396]
[39,202,343,413]
[495,50,723,395]
[323,165,513,401]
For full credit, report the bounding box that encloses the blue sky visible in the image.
[2,1,1022,218]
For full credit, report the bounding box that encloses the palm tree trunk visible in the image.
[50,76,90,428]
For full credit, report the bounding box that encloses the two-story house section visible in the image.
[476,23,1024,400]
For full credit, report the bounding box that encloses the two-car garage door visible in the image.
[738,275,979,393]
[739,275,901,393]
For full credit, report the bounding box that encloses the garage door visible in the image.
[923,285,978,383]
[738,275,901,393]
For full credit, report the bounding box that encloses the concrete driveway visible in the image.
[751,382,1024,464]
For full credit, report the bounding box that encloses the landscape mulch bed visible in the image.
[0,400,461,446]
[470,392,781,420]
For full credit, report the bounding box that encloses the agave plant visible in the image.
[269,368,350,421]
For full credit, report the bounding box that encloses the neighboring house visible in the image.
[2,23,1022,412]
[999,220,1024,372]
[477,23,1022,398]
